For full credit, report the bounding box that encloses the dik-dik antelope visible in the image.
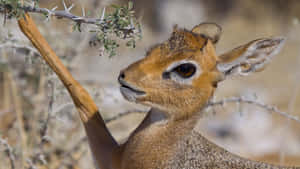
[17,17,296,169]
[85,23,299,169]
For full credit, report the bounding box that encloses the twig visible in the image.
[26,159,38,169]
[7,71,27,169]
[0,138,16,169]
[105,109,146,123]
[3,72,11,112]
[31,66,46,145]
[3,48,27,168]
[26,76,54,169]
[0,42,40,56]
[55,137,87,169]
[39,80,55,144]
[206,96,300,123]
[63,137,87,159]
[2,50,11,111]
[52,102,74,115]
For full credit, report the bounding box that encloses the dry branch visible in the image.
[0,3,105,25]
[0,42,40,56]
[6,71,27,169]
[206,96,300,123]
[0,138,16,169]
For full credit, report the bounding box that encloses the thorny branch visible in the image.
[0,1,138,27]
[206,96,300,123]
[0,138,16,169]
[0,1,142,57]
[0,3,103,25]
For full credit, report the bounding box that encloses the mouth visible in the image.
[118,78,146,101]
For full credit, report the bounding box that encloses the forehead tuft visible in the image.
[168,28,207,50]
[146,28,209,57]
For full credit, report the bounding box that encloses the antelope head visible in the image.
[118,23,285,120]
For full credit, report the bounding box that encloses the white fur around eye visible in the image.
[165,60,202,85]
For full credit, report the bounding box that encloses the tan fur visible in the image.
[122,29,220,119]
[114,23,292,169]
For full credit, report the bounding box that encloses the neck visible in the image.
[120,108,200,169]
[133,107,200,138]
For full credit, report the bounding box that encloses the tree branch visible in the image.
[0,3,102,25]
[206,96,300,123]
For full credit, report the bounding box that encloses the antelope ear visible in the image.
[192,23,222,44]
[217,37,286,77]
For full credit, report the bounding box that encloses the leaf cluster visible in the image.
[89,1,142,57]
[0,0,24,19]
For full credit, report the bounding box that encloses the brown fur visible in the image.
[115,23,290,169]
[121,28,221,119]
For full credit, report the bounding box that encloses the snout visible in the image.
[118,70,146,102]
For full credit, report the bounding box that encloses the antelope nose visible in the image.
[118,71,126,84]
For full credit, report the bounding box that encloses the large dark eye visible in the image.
[173,63,196,78]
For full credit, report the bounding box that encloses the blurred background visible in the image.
[1,0,300,168]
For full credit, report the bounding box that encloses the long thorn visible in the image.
[100,7,106,22]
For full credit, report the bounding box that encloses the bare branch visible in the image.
[206,96,300,123]
[26,159,38,169]
[105,109,146,123]
[0,138,16,169]
[0,42,40,56]
[7,71,28,169]
[55,137,88,169]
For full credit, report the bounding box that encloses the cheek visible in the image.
[192,72,216,87]
[142,86,212,108]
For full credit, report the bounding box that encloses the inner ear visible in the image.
[192,23,222,44]
[217,37,286,77]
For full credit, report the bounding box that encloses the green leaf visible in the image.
[72,23,82,32]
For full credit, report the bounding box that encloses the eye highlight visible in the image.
[172,63,196,78]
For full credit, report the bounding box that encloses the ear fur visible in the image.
[217,37,286,76]
[191,23,222,44]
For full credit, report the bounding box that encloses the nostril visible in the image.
[120,72,125,79]
[118,71,125,83]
